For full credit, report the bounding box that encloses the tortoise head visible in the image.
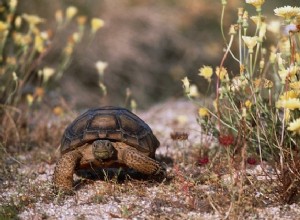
[92,140,115,161]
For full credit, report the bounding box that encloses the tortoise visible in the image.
[53,106,165,191]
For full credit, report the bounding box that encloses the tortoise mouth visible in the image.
[92,140,117,160]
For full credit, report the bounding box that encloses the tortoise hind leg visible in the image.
[53,150,82,191]
[113,142,166,176]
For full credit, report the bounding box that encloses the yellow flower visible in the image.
[242,36,258,53]
[95,61,108,77]
[0,21,8,32]
[26,94,34,106]
[278,65,297,83]
[288,118,300,135]
[245,100,252,108]
[66,6,78,21]
[290,81,300,90]
[245,0,265,9]
[276,98,300,110]
[274,6,300,21]
[198,107,209,117]
[279,90,300,100]
[182,77,190,93]
[199,65,213,82]
[216,67,228,81]
[34,35,44,52]
[22,14,45,26]
[91,18,104,33]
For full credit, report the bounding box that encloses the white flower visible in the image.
[274,6,300,22]
[66,6,78,21]
[95,61,108,76]
[242,36,258,53]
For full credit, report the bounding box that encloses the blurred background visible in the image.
[17,0,297,109]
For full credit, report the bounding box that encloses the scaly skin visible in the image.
[113,142,165,175]
[53,141,166,191]
[53,150,82,191]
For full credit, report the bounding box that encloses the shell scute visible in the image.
[60,107,159,155]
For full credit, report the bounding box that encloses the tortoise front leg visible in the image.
[113,142,166,176]
[53,150,82,191]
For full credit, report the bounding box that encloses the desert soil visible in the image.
[1,100,300,220]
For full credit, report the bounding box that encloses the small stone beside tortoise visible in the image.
[53,106,166,192]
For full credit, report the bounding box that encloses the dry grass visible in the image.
[1,100,300,219]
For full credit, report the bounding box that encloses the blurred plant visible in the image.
[0,1,104,146]
[183,0,300,210]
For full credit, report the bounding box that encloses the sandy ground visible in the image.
[2,99,300,219]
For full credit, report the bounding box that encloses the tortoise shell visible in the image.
[61,106,160,157]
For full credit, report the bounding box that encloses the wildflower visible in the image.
[290,81,300,90]
[14,16,22,28]
[279,38,290,56]
[170,131,189,141]
[66,6,78,21]
[269,52,276,64]
[230,77,247,92]
[242,107,247,118]
[250,15,265,27]
[26,94,34,106]
[34,87,44,98]
[72,32,81,43]
[12,72,18,81]
[198,156,209,166]
[77,16,87,26]
[216,66,228,81]
[182,77,190,94]
[276,98,300,110]
[278,65,297,83]
[247,157,257,165]
[219,134,234,146]
[228,24,237,35]
[262,79,273,89]
[55,10,63,25]
[0,21,8,32]
[53,106,64,116]
[258,22,267,41]
[199,65,213,82]
[245,100,252,108]
[274,6,300,23]
[91,18,104,33]
[22,14,45,26]
[245,0,265,11]
[242,36,258,53]
[189,85,199,97]
[279,90,299,100]
[34,35,44,52]
[198,107,210,118]
[288,118,300,135]
[9,0,18,10]
[40,67,55,83]
[267,20,281,34]
[95,61,108,77]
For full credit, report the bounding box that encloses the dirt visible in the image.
[1,99,300,220]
